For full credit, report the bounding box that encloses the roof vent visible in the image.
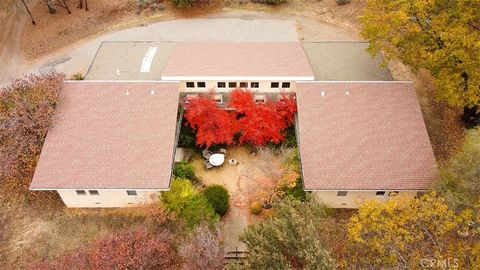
[320,91,326,97]
[150,90,155,95]
[125,90,130,96]
[345,91,350,95]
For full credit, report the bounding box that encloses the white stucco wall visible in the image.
[57,189,161,208]
[314,191,417,208]
[178,80,297,93]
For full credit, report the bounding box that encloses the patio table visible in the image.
[209,153,225,166]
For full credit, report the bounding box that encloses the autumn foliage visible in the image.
[184,92,238,147]
[0,74,64,180]
[184,89,297,147]
[31,225,182,270]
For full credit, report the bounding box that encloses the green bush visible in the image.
[203,185,230,216]
[173,162,195,179]
[161,179,217,228]
[281,178,307,201]
[178,121,197,149]
[250,201,262,215]
[180,194,218,228]
[251,0,287,5]
[336,0,351,5]
[171,0,195,8]
[282,125,297,148]
[161,178,196,212]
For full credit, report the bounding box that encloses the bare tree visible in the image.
[77,0,88,11]
[179,224,225,269]
[20,0,36,25]
[55,0,71,14]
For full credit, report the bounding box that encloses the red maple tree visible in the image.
[184,93,238,147]
[229,89,297,146]
[184,89,297,147]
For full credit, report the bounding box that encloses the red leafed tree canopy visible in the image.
[184,89,297,147]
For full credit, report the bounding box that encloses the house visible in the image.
[30,41,437,208]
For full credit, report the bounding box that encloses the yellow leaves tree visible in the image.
[344,193,479,269]
[361,0,480,126]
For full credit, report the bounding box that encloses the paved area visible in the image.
[16,16,298,84]
[302,42,393,81]
[86,41,175,80]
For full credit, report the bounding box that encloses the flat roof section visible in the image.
[161,42,315,80]
[30,81,180,190]
[296,82,436,190]
[302,42,393,81]
[85,41,176,80]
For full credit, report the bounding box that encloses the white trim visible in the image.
[296,80,413,84]
[160,76,315,81]
[63,80,180,83]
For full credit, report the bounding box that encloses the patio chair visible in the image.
[204,161,213,170]
[219,148,227,155]
[202,149,212,159]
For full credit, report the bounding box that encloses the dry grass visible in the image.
[0,178,155,269]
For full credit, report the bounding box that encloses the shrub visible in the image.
[173,162,195,180]
[161,179,217,228]
[240,197,335,269]
[162,178,196,212]
[180,194,218,228]
[0,73,64,180]
[70,73,84,80]
[250,201,262,215]
[179,224,225,269]
[178,121,197,150]
[31,225,182,269]
[203,185,230,216]
[171,0,195,8]
[336,0,350,5]
[281,178,307,201]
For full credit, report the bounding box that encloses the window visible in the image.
[89,190,99,195]
[228,82,237,88]
[127,190,137,196]
[271,82,279,88]
[250,82,259,88]
[281,82,291,88]
[186,82,195,88]
[376,191,386,196]
[337,191,348,197]
[214,94,223,104]
[76,190,86,195]
[239,82,248,88]
[197,82,206,88]
[217,82,226,88]
[254,95,266,103]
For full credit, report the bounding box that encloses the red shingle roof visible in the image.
[30,81,180,190]
[296,82,437,190]
[161,42,314,80]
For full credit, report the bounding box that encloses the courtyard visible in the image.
[191,146,299,251]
